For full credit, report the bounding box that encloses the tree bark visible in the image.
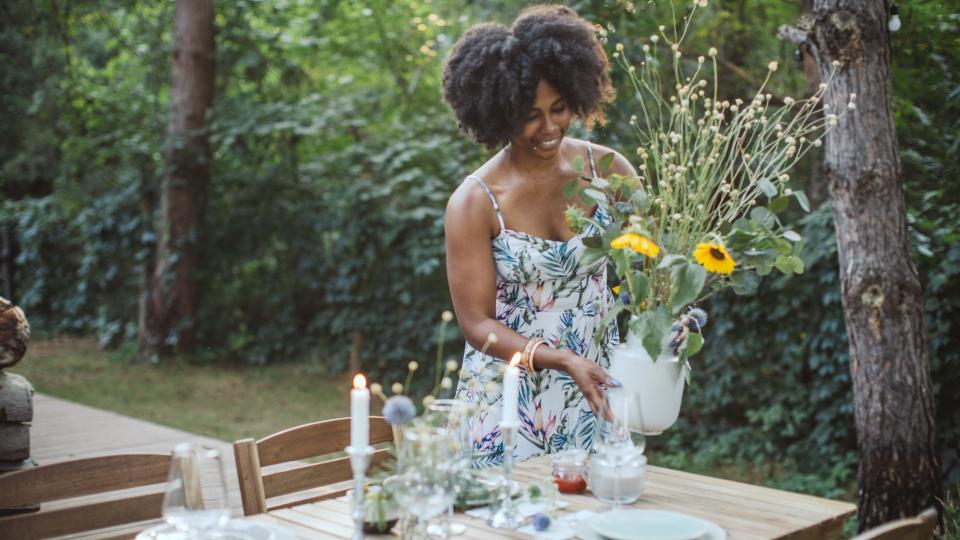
[808,0,941,530]
[140,0,215,358]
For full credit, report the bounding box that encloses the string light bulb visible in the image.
[888,3,901,32]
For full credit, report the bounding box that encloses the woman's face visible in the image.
[511,79,572,159]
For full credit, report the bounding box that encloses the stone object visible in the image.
[0,372,33,423]
[0,297,30,369]
[0,423,29,462]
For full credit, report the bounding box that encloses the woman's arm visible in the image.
[445,181,613,415]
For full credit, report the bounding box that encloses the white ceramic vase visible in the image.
[606,335,687,435]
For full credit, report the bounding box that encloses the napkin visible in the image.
[464,500,570,521]
[516,510,597,540]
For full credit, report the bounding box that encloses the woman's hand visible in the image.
[562,352,617,419]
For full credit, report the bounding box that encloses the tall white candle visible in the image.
[502,353,522,426]
[351,373,370,448]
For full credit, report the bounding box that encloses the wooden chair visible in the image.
[0,453,171,539]
[233,416,394,515]
[852,508,939,540]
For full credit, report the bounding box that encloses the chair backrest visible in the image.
[0,453,171,538]
[233,416,394,515]
[852,508,939,540]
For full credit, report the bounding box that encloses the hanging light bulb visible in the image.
[888,3,901,32]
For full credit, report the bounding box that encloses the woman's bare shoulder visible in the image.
[446,174,499,237]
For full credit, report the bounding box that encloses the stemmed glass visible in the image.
[424,399,472,537]
[162,443,231,534]
[390,424,458,540]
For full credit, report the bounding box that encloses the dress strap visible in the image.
[466,175,506,235]
[586,143,598,177]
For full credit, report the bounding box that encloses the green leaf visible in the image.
[632,190,650,212]
[572,155,585,173]
[628,271,651,300]
[782,230,802,242]
[658,254,688,269]
[750,206,776,228]
[630,307,672,359]
[563,179,581,199]
[669,261,707,314]
[599,151,616,172]
[794,191,811,212]
[758,178,778,198]
[583,188,607,204]
[731,270,761,295]
[774,254,805,274]
[682,332,704,356]
[591,176,610,189]
[769,196,789,214]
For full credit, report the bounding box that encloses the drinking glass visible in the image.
[424,399,472,537]
[393,425,457,539]
[162,443,231,534]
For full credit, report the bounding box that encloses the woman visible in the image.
[442,5,636,466]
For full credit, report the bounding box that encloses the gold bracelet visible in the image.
[520,338,538,371]
[528,340,547,372]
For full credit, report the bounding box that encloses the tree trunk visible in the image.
[140,0,215,358]
[809,0,941,530]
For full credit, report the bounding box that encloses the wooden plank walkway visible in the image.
[30,393,243,516]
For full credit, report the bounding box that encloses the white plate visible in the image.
[576,510,727,540]
[137,519,296,540]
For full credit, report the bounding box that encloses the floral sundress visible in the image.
[453,146,619,468]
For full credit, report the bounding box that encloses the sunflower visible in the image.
[693,242,736,274]
[611,233,660,258]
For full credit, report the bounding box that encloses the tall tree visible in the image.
[140,0,215,357]
[785,0,941,530]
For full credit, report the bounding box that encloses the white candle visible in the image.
[351,373,370,448]
[502,353,522,426]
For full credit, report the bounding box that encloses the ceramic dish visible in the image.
[136,518,295,540]
[575,510,727,540]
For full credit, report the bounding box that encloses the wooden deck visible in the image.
[30,393,243,515]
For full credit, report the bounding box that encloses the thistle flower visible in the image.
[708,47,717,57]
[767,61,778,72]
[685,307,708,331]
[382,395,416,426]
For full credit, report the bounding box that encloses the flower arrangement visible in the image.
[565,0,854,361]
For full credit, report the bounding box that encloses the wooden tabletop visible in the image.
[249,455,856,540]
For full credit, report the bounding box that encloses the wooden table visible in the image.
[249,455,856,539]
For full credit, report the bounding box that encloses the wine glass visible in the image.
[424,399,472,537]
[393,425,458,539]
[162,443,231,533]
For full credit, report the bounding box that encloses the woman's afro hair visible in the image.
[442,5,614,150]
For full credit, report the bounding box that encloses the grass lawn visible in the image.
[15,338,351,442]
